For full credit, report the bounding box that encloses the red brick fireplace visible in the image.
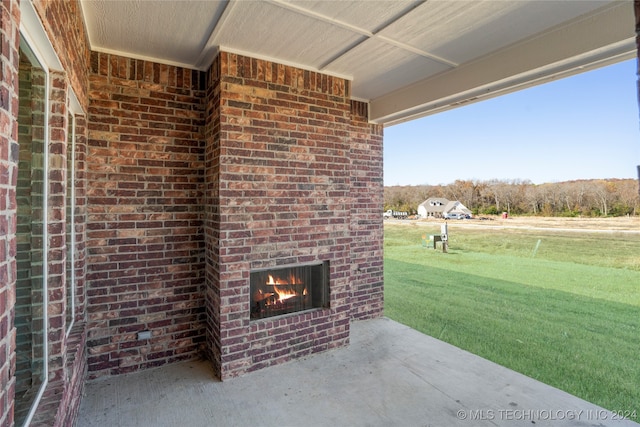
[204,53,383,379]
[83,50,382,382]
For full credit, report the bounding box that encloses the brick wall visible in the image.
[71,115,88,323]
[79,49,384,382]
[0,0,20,424]
[86,52,207,378]
[203,55,222,375]
[207,52,353,379]
[5,0,386,424]
[33,0,90,109]
[348,101,384,320]
[44,69,70,397]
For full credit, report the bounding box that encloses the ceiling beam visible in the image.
[268,0,457,71]
[195,0,233,70]
[371,1,635,126]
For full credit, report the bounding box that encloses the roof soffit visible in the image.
[79,0,635,125]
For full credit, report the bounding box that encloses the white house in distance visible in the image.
[418,198,473,219]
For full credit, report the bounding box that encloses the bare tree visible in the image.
[591,180,618,216]
[524,185,542,214]
[618,180,640,215]
[445,180,478,209]
[485,179,502,212]
[384,178,638,217]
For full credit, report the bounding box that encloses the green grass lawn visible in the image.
[384,223,640,421]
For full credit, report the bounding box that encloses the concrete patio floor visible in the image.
[76,317,638,427]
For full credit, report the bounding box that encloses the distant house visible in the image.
[417,198,448,218]
[418,198,472,219]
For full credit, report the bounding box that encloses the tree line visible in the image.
[384,178,640,217]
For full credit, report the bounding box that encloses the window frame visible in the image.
[18,1,65,424]
[65,89,83,338]
[65,112,76,338]
[17,32,50,427]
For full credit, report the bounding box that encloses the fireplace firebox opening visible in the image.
[250,262,329,320]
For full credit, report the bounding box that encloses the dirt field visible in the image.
[390,215,640,233]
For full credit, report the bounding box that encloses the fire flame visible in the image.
[266,274,303,303]
[266,273,301,285]
[273,287,297,302]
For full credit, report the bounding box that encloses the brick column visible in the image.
[203,55,222,375]
[72,115,88,321]
[349,101,384,320]
[45,70,70,395]
[205,52,353,379]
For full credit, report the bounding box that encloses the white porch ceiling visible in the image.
[80,0,636,125]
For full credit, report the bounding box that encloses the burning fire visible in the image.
[266,274,304,303]
[267,273,301,285]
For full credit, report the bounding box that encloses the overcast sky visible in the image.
[383,58,639,186]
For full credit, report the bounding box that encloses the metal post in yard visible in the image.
[441,222,448,253]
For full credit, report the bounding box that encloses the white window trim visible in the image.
[65,113,76,338]
[65,60,84,340]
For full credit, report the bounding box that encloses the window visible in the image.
[15,37,49,427]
